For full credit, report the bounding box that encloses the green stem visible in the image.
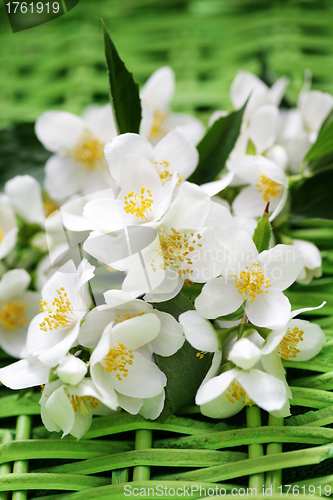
[132,429,153,482]
[237,311,247,340]
[0,431,13,500]
[12,416,31,500]
[265,415,284,492]
[246,406,264,492]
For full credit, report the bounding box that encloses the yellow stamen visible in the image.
[67,394,102,414]
[43,199,58,218]
[0,227,3,243]
[234,262,271,303]
[151,227,202,276]
[255,174,282,202]
[150,109,168,139]
[114,311,145,324]
[73,130,105,171]
[123,187,154,220]
[0,300,28,330]
[154,161,183,186]
[196,352,204,359]
[276,327,304,360]
[39,287,75,332]
[226,380,254,406]
[102,342,134,381]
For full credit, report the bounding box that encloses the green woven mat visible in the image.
[1,0,333,128]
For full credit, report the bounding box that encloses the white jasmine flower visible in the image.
[196,361,287,419]
[104,130,198,187]
[25,259,95,367]
[79,289,184,356]
[0,356,50,390]
[0,269,40,358]
[195,227,304,329]
[35,105,118,200]
[140,66,205,145]
[90,313,167,414]
[83,154,178,234]
[230,70,289,121]
[292,239,322,285]
[0,195,18,260]
[40,378,110,439]
[261,303,326,362]
[228,155,288,221]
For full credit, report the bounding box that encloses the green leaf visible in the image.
[102,20,141,135]
[188,105,246,185]
[305,120,333,162]
[152,293,213,421]
[291,169,333,221]
[252,203,271,253]
[0,123,50,190]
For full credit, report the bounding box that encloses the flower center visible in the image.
[39,288,75,332]
[102,342,134,381]
[256,174,282,202]
[114,312,145,324]
[0,300,28,330]
[226,380,253,406]
[151,227,202,275]
[124,188,154,220]
[234,262,271,303]
[43,199,58,218]
[73,131,105,171]
[0,227,3,243]
[67,394,102,415]
[276,326,304,360]
[150,109,168,139]
[154,161,183,186]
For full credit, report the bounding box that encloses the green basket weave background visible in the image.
[1,0,333,128]
[1,0,333,498]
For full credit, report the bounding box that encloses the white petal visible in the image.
[120,155,162,203]
[248,105,279,154]
[0,269,30,302]
[111,351,166,399]
[104,133,154,185]
[200,350,223,387]
[290,301,326,318]
[269,77,289,105]
[228,338,261,370]
[232,185,268,218]
[82,103,118,143]
[163,114,205,145]
[237,369,287,412]
[153,129,198,180]
[230,71,267,112]
[161,182,210,231]
[140,391,165,420]
[140,67,175,111]
[44,155,83,200]
[196,368,239,405]
[117,392,142,414]
[111,313,161,351]
[179,310,217,352]
[259,244,304,290]
[299,90,333,133]
[0,359,50,390]
[56,355,87,385]
[150,310,184,356]
[79,306,115,348]
[5,175,45,225]
[195,279,244,319]
[245,288,291,329]
[200,389,244,419]
[203,202,234,233]
[35,111,85,152]
[292,240,321,270]
[0,227,18,260]
[200,171,235,197]
[91,363,119,410]
[261,326,288,355]
[42,384,75,436]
